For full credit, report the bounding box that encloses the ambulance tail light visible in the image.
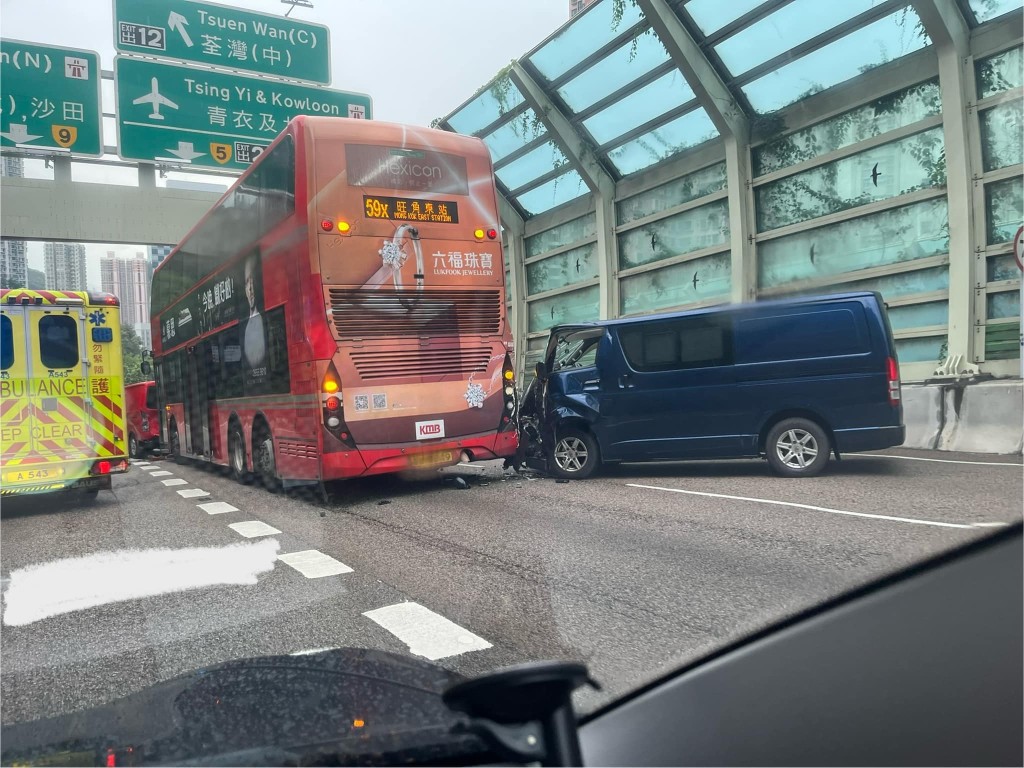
[91,458,129,475]
[87,291,120,306]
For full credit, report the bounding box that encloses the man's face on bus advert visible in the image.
[245,258,257,315]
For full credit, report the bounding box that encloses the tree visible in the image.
[121,325,147,385]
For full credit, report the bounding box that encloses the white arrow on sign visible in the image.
[166,141,205,161]
[168,12,194,47]
[0,124,43,144]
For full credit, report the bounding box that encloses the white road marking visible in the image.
[161,478,188,486]
[363,602,492,661]
[627,484,976,530]
[859,453,1023,467]
[149,470,173,477]
[132,462,151,467]
[2,539,280,627]
[972,521,1012,528]
[228,520,282,538]
[198,502,239,515]
[177,488,210,498]
[278,550,352,579]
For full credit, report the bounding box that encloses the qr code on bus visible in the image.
[372,393,388,410]
[354,395,369,412]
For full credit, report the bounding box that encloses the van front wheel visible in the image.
[550,428,600,479]
[766,418,830,478]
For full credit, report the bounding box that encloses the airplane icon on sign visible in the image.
[133,77,178,120]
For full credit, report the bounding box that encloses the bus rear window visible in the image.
[345,144,469,195]
[39,315,79,369]
[1,315,13,370]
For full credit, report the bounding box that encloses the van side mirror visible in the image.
[535,361,548,380]
[140,360,152,376]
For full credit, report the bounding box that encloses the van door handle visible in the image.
[618,375,633,389]
[583,378,600,391]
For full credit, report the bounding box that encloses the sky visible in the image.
[0,0,571,285]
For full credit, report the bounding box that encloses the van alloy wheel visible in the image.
[554,436,589,473]
[549,427,600,479]
[775,429,818,469]
[765,418,830,478]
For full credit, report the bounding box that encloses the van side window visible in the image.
[620,316,731,372]
[734,306,869,364]
[39,315,79,369]
[552,329,603,372]
[1,315,13,370]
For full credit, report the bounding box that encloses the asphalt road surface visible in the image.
[2,447,1021,726]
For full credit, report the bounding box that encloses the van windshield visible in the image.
[551,329,602,371]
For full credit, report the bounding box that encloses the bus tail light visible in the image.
[887,356,901,406]
[320,218,334,232]
[322,362,355,449]
[322,364,341,394]
[499,357,517,432]
[486,228,498,240]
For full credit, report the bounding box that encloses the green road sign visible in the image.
[0,40,102,156]
[113,0,331,85]
[115,56,371,171]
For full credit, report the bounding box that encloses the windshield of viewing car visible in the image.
[1,0,1023,765]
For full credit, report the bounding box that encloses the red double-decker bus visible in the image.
[150,117,518,490]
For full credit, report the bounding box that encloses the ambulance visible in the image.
[1,289,130,498]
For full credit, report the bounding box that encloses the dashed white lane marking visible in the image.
[198,501,239,515]
[177,488,210,498]
[2,539,280,627]
[859,453,1023,467]
[132,462,151,467]
[627,484,977,530]
[278,550,352,578]
[229,520,282,538]
[972,521,1012,528]
[161,478,188,486]
[363,602,492,661]
[149,470,173,477]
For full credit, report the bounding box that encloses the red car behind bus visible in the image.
[125,381,160,458]
[150,117,518,490]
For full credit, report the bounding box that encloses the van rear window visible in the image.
[735,306,869,364]
[145,386,158,410]
[619,316,731,371]
[1,315,13,371]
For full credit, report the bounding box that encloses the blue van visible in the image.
[519,292,905,478]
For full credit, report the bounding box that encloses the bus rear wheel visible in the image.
[169,424,183,464]
[229,426,250,483]
[254,426,279,492]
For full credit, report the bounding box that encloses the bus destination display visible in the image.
[363,195,459,224]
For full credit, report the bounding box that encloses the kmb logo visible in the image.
[415,420,445,440]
